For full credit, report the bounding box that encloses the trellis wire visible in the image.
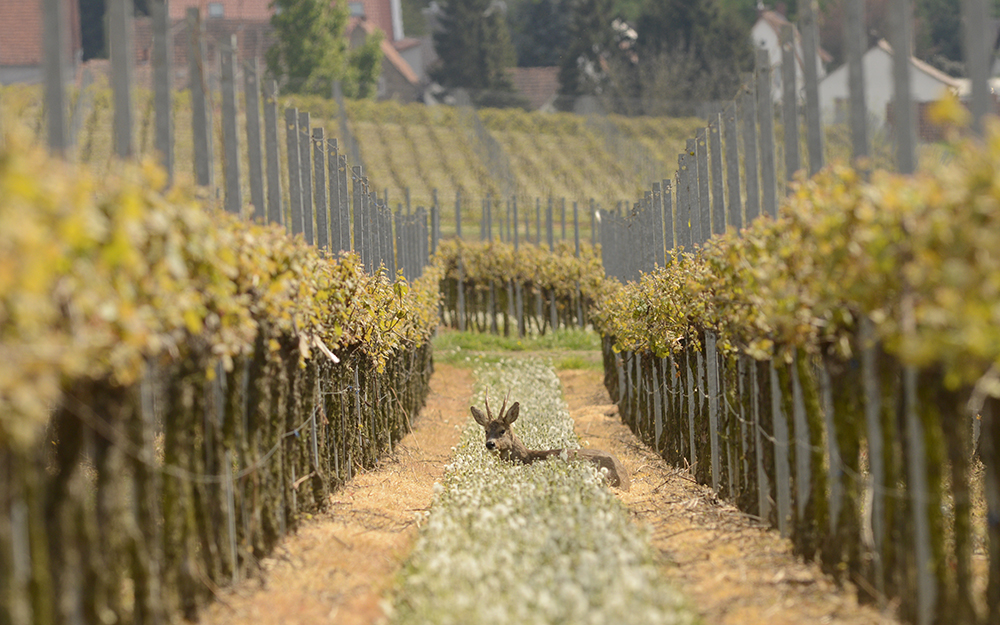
[597,1,995,622]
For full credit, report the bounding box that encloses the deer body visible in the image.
[471,395,630,491]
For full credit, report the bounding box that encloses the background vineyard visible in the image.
[0,80,709,241]
[3,5,996,624]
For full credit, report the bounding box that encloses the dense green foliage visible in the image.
[508,0,572,67]
[267,0,348,94]
[715,0,759,30]
[345,28,386,99]
[914,0,963,76]
[433,239,608,301]
[604,0,754,116]
[267,0,383,96]
[557,0,618,104]
[430,0,524,108]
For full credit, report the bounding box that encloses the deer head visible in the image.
[470,390,521,461]
[469,390,631,489]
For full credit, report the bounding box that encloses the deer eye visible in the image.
[498,428,505,435]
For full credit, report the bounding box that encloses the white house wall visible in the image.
[750,19,826,104]
[819,46,956,126]
[399,45,423,83]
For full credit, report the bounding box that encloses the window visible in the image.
[208,2,224,18]
[348,2,365,17]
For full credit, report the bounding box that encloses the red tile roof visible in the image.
[508,66,560,110]
[393,36,421,52]
[167,0,400,42]
[0,0,81,67]
[132,16,275,85]
[357,0,395,42]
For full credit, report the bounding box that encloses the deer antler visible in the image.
[484,389,493,421]
[498,390,510,421]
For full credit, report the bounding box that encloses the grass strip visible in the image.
[389,357,697,625]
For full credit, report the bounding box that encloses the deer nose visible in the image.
[486,440,496,450]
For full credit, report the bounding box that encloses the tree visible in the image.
[266,0,382,96]
[819,0,898,68]
[430,0,524,107]
[915,0,962,76]
[345,29,384,99]
[556,0,618,106]
[634,0,750,72]
[716,0,759,32]
[634,0,713,57]
[819,0,964,75]
[79,0,106,60]
[508,0,571,67]
[267,0,348,94]
[611,0,644,21]
[601,0,752,116]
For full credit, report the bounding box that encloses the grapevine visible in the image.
[0,139,439,450]
[594,112,1000,391]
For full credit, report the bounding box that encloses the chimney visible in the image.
[390,0,404,42]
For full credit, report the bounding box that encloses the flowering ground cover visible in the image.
[195,354,900,625]
[388,358,696,625]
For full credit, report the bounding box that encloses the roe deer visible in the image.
[471,392,630,491]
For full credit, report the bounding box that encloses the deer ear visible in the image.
[504,402,520,425]
[471,406,488,427]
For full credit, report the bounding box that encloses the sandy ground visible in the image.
[198,361,902,625]
[560,368,900,625]
[198,364,471,625]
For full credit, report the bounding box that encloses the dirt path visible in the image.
[560,368,900,625]
[199,364,471,625]
[199,360,902,625]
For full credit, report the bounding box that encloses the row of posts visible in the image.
[40,0,624,282]
[44,0,648,286]
[41,0,613,284]
[463,194,597,253]
[601,3,994,625]
[40,0,439,280]
[601,0,993,281]
[600,19,820,281]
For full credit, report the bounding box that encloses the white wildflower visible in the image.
[391,357,695,625]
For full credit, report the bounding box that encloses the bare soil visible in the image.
[198,364,470,625]
[560,369,900,625]
[199,361,902,625]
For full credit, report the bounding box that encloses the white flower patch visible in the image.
[390,358,696,625]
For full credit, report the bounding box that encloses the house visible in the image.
[750,9,829,103]
[0,0,82,85]
[133,0,422,100]
[347,16,420,101]
[508,67,560,111]
[344,0,428,97]
[133,2,275,90]
[167,0,271,21]
[395,36,430,83]
[818,39,961,127]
